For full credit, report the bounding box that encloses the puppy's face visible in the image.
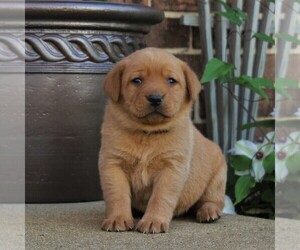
[103,48,201,125]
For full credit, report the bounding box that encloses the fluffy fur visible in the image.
[99,48,227,233]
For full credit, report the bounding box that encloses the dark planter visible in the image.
[7,1,163,202]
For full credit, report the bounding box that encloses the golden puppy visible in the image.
[99,48,227,233]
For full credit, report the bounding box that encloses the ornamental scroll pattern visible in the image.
[0,33,145,63]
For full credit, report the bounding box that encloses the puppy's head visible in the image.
[103,48,201,125]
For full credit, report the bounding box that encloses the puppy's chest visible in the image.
[115,135,184,202]
[123,151,158,189]
[117,137,165,185]
[125,154,158,209]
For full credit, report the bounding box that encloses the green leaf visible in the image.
[275,87,293,100]
[214,0,230,11]
[268,0,275,3]
[235,8,248,21]
[231,155,252,171]
[286,152,300,174]
[275,33,300,45]
[215,0,247,25]
[200,58,235,83]
[250,78,274,88]
[234,175,256,204]
[216,11,242,26]
[263,152,275,174]
[219,74,230,84]
[275,78,299,89]
[263,174,275,182]
[236,76,270,100]
[240,119,275,130]
[253,33,275,45]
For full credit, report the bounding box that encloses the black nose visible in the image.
[147,94,163,107]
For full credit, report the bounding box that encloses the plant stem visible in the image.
[222,84,271,142]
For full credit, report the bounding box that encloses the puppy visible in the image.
[99,48,227,233]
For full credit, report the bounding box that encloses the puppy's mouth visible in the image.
[138,109,170,119]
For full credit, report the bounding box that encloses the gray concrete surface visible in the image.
[0,204,25,250]
[25,201,274,250]
[276,217,300,250]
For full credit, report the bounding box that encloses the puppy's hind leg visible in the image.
[195,162,227,223]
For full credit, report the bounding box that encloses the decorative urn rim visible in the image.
[24,0,164,32]
[0,0,164,73]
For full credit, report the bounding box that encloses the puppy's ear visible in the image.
[103,61,125,102]
[182,62,201,102]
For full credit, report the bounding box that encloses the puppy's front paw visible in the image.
[136,217,169,234]
[196,203,222,223]
[101,215,134,232]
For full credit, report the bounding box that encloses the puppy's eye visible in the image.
[132,77,143,85]
[167,77,177,85]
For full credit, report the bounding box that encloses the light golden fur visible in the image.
[99,48,227,233]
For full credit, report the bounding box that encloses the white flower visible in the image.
[232,132,275,182]
[275,131,300,182]
[269,107,278,117]
[293,108,300,116]
[275,144,289,182]
[222,195,236,215]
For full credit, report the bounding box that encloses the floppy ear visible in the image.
[182,62,201,102]
[103,61,125,102]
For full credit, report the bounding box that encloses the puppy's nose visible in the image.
[146,93,163,107]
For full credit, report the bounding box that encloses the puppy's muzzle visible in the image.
[146,93,163,107]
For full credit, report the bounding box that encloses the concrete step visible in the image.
[25,201,274,250]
